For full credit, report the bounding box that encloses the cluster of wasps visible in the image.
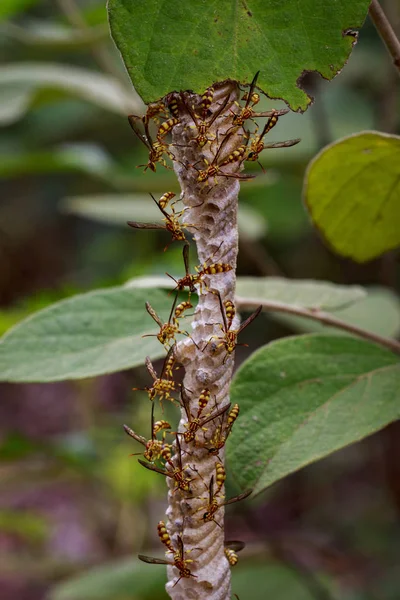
[124,73,298,591]
[128,71,301,181]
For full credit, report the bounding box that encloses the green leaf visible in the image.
[272,286,400,339]
[303,131,400,262]
[236,277,366,311]
[0,63,140,125]
[49,557,168,600]
[0,510,47,542]
[227,335,400,494]
[108,0,370,110]
[61,194,267,240]
[0,0,38,20]
[0,287,176,382]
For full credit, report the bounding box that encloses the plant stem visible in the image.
[236,296,400,355]
[369,0,400,76]
[164,82,245,600]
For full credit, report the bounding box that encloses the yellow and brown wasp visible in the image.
[139,522,197,586]
[127,193,197,251]
[138,434,194,493]
[207,403,240,457]
[123,403,172,462]
[143,293,192,348]
[194,472,252,527]
[224,540,245,567]
[205,291,262,360]
[166,243,233,296]
[128,114,175,171]
[157,117,180,141]
[246,113,301,170]
[179,388,231,444]
[181,90,231,148]
[133,345,179,407]
[189,132,255,185]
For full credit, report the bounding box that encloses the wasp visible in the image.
[181,90,231,148]
[231,71,261,128]
[207,403,240,457]
[157,117,180,141]
[224,540,245,567]
[205,291,262,360]
[246,114,301,169]
[123,403,172,462]
[128,114,175,171]
[166,243,233,296]
[179,388,231,444]
[194,473,252,527]
[143,293,192,348]
[191,132,255,185]
[144,101,168,125]
[133,345,179,407]
[139,522,197,586]
[127,193,197,251]
[138,434,194,493]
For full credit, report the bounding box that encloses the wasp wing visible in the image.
[237,305,262,335]
[223,489,252,506]
[138,554,172,566]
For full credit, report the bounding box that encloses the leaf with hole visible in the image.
[108,0,370,110]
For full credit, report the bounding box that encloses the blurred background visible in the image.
[1,1,400,599]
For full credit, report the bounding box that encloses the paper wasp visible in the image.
[181,90,231,148]
[139,522,197,586]
[128,114,175,171]
[127,193,198,251]
[179,388,231,444]
[224,540,245,566]
[205,291,262,360]
[246,113,301,169]
[166,243,233,296]
[190,132,255,184]
[133,345,179,407]
[157,117,179,141]
[207,403,240,456]
[143,293,192,348]
[123,403,172,462]
[138,434,194,493]
[194,472,252,527]
[231,71,261,127]
[144,101,168,125]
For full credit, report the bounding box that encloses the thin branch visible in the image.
[369,0,400,76]
[235,296,400,355]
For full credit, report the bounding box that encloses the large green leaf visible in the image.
[236,277,366,311]
[303,132,400,262]
[0,63,140,125]
[108,0,370,110]
[227,335,400,494]
[49,557,168,600]
[0,287,174,382]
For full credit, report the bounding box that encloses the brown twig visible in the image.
[235,296,400,355]
[369,0,400,75]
